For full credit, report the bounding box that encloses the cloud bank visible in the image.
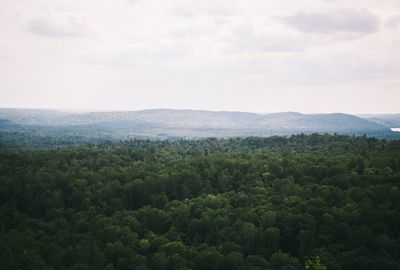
[282,7,380,33]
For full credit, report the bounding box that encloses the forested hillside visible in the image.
[1,135,400,269]
[2,108,398,140]
[360,114,400,128]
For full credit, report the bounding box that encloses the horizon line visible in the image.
[0,106,399,115]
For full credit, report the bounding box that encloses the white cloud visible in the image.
[385,15,400,29]
[172,0,236,18]
[23,8,93,37]
[80,44,191,68]
[282,7,380,33]
[224,23,309,53]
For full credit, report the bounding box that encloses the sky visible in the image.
[0,0,399,113]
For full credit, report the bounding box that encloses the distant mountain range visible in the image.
[0,108,399,139]
[358,114,400,128]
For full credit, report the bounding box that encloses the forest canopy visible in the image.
[0,134,400,269]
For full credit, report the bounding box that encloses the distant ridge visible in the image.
[358,114,400,128]
[0,108,396,138]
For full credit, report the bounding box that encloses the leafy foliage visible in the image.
[1,134,400,269]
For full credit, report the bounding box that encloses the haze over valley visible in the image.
[1,108,399,147]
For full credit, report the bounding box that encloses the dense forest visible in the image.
[1,134,400,269]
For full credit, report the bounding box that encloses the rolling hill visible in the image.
[358,114,400,128]
[0,108,396,139]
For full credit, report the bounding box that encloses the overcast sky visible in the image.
[0,0,399,113]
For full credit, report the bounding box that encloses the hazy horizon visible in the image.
[0,106,399,116]
[0,106,400,115]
